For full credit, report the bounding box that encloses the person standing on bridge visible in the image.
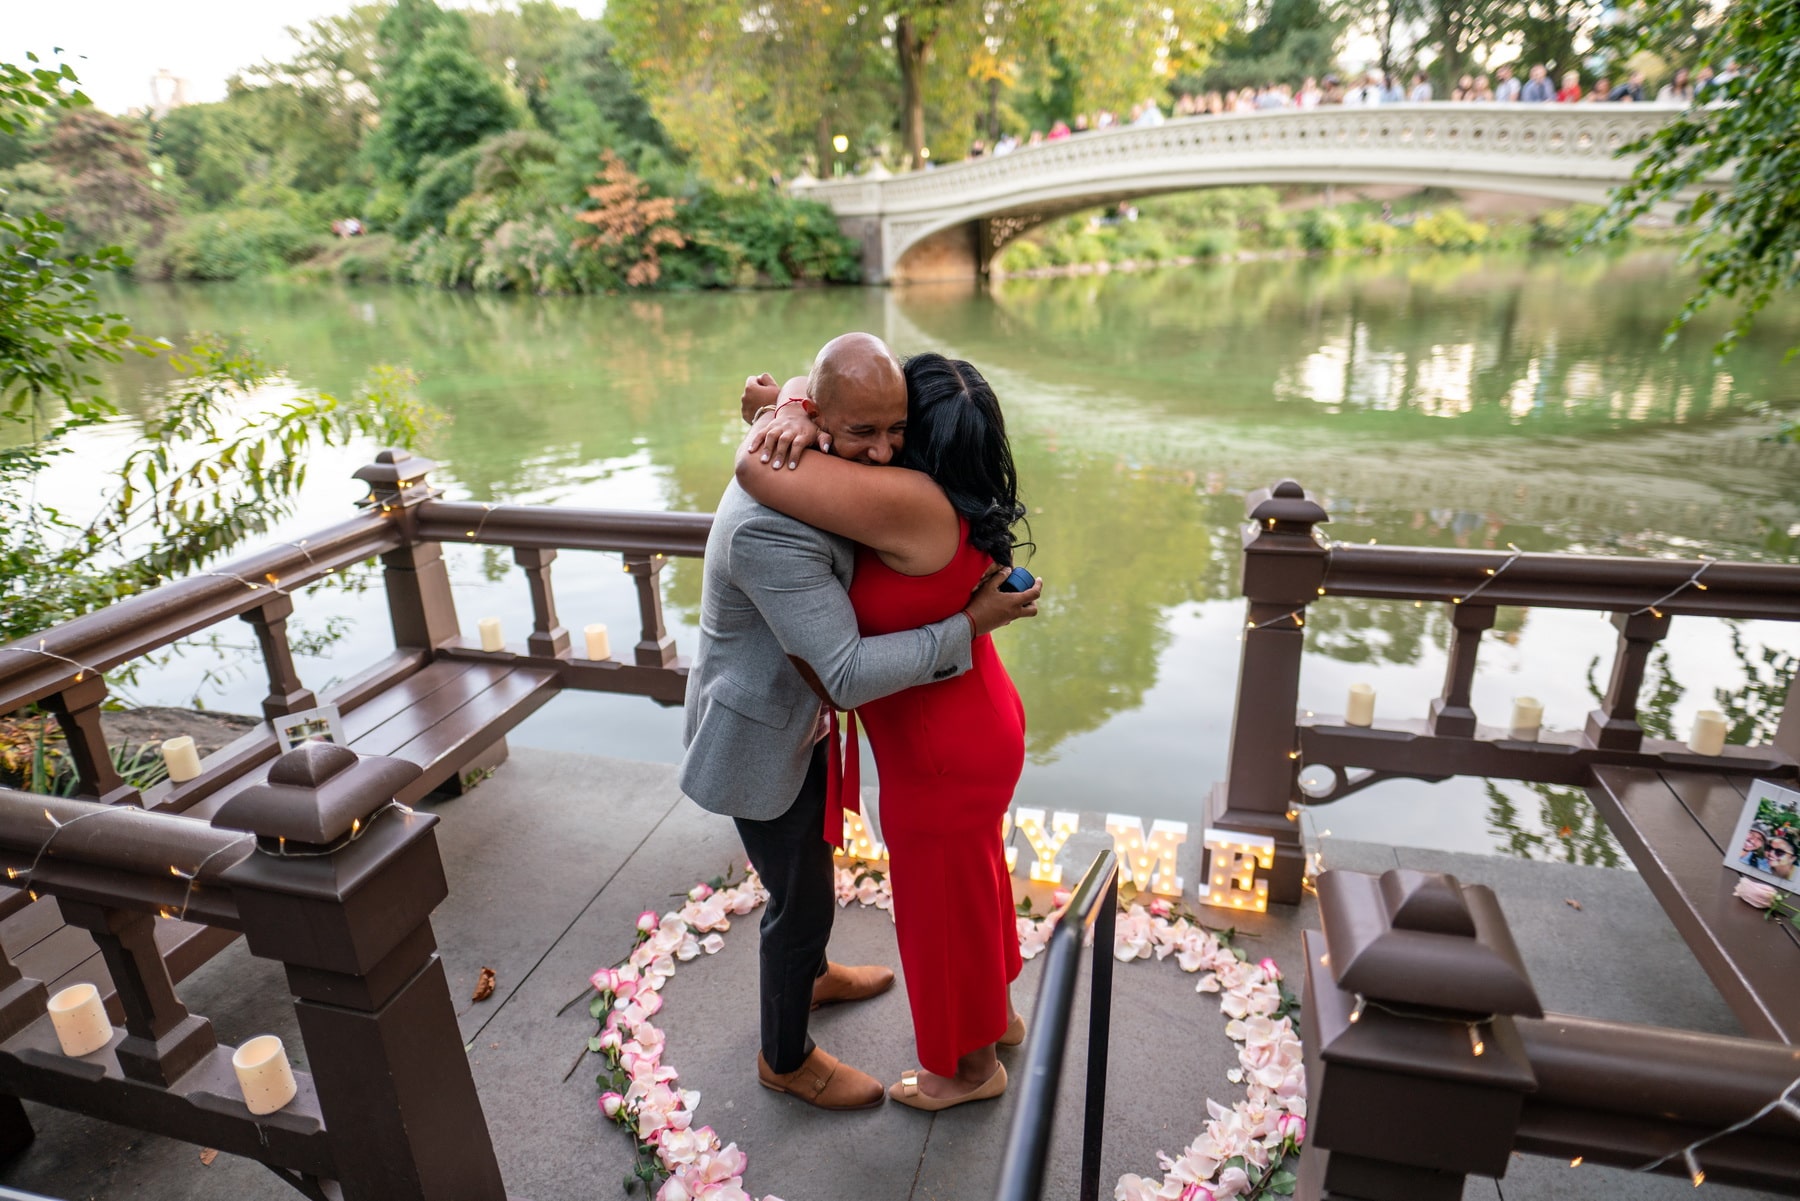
[1520,64,1556,103]
[739,353,1042,1112]
[683,335,1041,1112]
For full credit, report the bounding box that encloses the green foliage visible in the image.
[1189,227,1239,260]
[1193,0,1346,93]
[1586,0,1800,357]
[1296,207,1349,253]
[375,37,519,186]
[394,144,482,241]
[1409,208,1488,252]
[662,190,861,288]
[141,209,322,280]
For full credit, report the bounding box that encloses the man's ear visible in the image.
[802,399,820,420]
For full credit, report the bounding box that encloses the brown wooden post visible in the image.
[1428,603,1496,737]
[1212,480,1330,906]
[42,675,138,806]
[55,901,216,1086]
[354,451,462,653]
[513,546,571,659]
[241,594,318,719]
[1584,609,1671,751]
[214,745,506,1201]
[0,921,45,1157]
[623,552,677,668]
[1298,868,1544,1200]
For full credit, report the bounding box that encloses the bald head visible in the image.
[806,332,908,465]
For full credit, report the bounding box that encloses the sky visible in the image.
[5,1,606,116]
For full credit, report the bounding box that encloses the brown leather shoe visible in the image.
[757,1048,885,1110]
[810,961,895,1011]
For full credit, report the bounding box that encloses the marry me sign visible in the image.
[836,806,1276,913]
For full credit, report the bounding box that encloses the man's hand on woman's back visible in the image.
[962,566,1043,637]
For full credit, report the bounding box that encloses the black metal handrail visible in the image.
[995,849,1120,1201]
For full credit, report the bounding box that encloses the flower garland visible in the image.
[577,866,1307,1201]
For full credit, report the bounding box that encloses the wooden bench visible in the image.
[1587,765,1800,1043]
[0,651,557,1024]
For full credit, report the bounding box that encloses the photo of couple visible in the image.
[1726,780,1800,894]
[678,333,1044,1113]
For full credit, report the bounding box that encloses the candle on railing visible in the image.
[47,983,113,1057]
[1509,697,1543,742]
[1688,710,1727,756]
[478,617,505,653]
[161,735,202,784]
[584,623,611,661]
[1345,683,1376,727]
[232,1034,298,1115]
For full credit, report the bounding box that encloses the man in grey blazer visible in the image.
[681,333,1039,1110]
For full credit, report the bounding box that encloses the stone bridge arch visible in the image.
[792,104,1707,284]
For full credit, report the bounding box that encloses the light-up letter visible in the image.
[1013,807,1079,883]
[1202,828,1274,913]
[837,808,888,864]
[999,811,1019,872]
[1105,815,1189,898]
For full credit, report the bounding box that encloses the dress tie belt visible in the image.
[824,708,861,849]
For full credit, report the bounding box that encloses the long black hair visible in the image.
[899,352,1029,566]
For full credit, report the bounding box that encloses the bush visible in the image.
[1409,208,1489,252]
[146,209,323,280]
[395,145,483,242]
[1189,227,1238,260]
[1111,222,1175,263]
[995,239,1047,273]
[1530,203,1606,249]
[659,190,860,288]
[1348,217,1399,255]
[1296,208,1349,253]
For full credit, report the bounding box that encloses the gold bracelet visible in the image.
[750,404,778,423]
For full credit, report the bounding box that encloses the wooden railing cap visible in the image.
[212,745,421,849]
[1246,478,1329,529]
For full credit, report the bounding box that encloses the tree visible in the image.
[37,109,174,253]
[1197,0,1347,92]
[375,38,519,185]
[1587,0,1800,357]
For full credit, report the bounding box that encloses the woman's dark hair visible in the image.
[898,352,1029,566]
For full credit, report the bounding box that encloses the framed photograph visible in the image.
[1724,780,1800,896]
[274,704,347,753]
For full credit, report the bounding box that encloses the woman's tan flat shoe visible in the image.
[889,1064,1008,1111]
[998,1013,1026,1047]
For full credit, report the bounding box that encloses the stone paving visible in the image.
[0,748,1784,1201]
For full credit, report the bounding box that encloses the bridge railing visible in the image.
[1211,479,1800,904]
[0,746,503,1201]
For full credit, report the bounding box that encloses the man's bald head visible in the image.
[805,332,908,465]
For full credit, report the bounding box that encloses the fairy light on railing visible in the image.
[1339,992,1497,1057]
[1631,558,1714,619]
[1626,1072,1800,1189]
[0,641,102,686]
[1449,545,1523,606]
[463,502,499,540]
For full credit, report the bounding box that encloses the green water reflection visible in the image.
[96,249,1800,860]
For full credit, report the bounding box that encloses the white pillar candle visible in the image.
[1345,683,1376,727]
[584,623,611,660]
[1509,697,1544,742]
[47,983,113,1057]
[161,735,202,784]
[1688,710,1727,756]
[477,617,505,653]
[232,1034,298,1115]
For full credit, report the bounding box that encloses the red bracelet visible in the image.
[774,396,810,418]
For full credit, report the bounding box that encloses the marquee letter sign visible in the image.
[1105,815,1188,897]
[1013,807,1080,883]
[1202,829,1274,912]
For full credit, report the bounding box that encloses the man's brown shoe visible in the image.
[757,1048,885,1110]
[810,961,895,1011]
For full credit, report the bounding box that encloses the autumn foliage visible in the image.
[573,150,686,287]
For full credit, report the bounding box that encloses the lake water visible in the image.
[58,250,1800,862]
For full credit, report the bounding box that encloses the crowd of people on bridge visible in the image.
[963,59,1744,160]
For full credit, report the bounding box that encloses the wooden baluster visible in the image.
[1429,603,1496,737]
[56,901,216,1086]
[1585,609,1672,751]
[42,675,138,806]
[623,552,676,668]
[0,909,47,1155]
[513,547,571,659]
[241,594,318,719]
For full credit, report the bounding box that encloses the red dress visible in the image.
[848,521,1026,1076]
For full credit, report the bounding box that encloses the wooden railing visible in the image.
[1299,867,1800,1198]
[0,746,499,1201]
[1211,480,1800,905]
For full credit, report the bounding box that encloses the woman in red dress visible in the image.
[736,352,1035,1110]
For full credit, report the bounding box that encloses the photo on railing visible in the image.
[272,704,346,752]
[1725,781,1800,895]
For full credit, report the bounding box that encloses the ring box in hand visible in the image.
[998,566,1035,593]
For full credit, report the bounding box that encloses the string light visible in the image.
[1570,1158,1582,1168]
[1341,994,1498,1056]
[1348,998,1365,1023]
[1631,559,1715,618]
[1246,606,1311,631]
[0,644,105,688]
[1467,1023,1485,1057]
[1633,1073,1800,1187]
[1684,1149,1704,1188]
[463,502,500,540]
[1445,547,1523,608]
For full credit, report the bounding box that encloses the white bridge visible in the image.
[791,103,1702,283]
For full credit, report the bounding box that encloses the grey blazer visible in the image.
[680,480,974,821]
